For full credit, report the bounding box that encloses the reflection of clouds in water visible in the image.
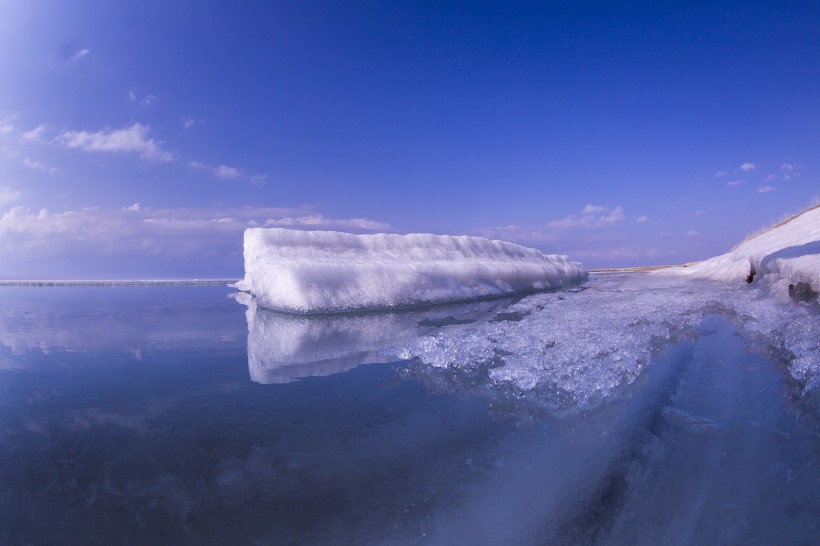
[0,287,244,354]
[237,292,517,384]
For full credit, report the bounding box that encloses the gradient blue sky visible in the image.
[1,0,818,278]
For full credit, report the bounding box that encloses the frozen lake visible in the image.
[0,277,817,544]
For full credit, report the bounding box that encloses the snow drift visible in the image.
[654,205,820,296]
[236,228,587,313]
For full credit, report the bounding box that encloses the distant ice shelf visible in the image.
[236,228,588,313]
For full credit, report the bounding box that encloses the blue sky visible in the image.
[1,0,818,278]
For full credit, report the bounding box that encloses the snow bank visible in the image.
[237,228,587,313]
[655,205,820,295]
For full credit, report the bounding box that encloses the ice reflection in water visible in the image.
[238,291,517,384]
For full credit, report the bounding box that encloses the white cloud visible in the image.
[189,160,251,181]
[250,174,268,187]
[55,123,173,162]
[181,116,197,129]
[714,170,727,178]
[780,163,801,181]
[726,180,745,187]
[757,185,774,194]
[23,158,56,173]
[129,90,157,106]
[740,162,756,172]
[0,118,16,134]
[637,216,649,223]
[22,124,48,142]
[686,230,702,237]
[71,49,90,62]
[213,164,242,179]
[547,205,625,229]
[264,214,391,231]
[0,204,393,276]
[0,187,22,206]
[582,204,606,214]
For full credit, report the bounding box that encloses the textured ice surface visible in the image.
[655,205,820,294]
[398,273,820,410]
[237,228,587,313]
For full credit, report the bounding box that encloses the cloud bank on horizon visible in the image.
[0,1,818,277]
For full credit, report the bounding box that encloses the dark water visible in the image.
[0,287,817,545]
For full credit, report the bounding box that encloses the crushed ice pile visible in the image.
[236,228,587,313]
[397,273,820,409]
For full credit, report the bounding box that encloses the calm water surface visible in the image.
[0,286,817,545]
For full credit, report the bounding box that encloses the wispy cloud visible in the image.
[0,204,393,277]
[740,162,756,172]
[189,159,267,183]
[780,162,801,181]
[726,179,745,187]
[70,49,90,62]
[714,170,727,178]
[213,164,242,179]
[637,216,649,223]
[250,174,268,187]
[55,123,173,162]
[757,185,774,194]
[129,90,157,106]
[181,116,198,129]
[264,214,391,231]
[0,118,17,134]
[0,187,22,206]
[547,204,625,229]
[686,230,702,237]
[23,158,56,173]
[22,124,48,142]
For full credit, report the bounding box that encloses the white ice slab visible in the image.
[237,228,587,313]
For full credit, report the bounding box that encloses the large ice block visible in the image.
[236,228,587,313]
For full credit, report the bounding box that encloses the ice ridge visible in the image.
[236,228,587,313]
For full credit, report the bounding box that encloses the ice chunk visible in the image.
[237,228,587,313]
[655,205,820,295]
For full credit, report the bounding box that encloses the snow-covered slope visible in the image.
[237,228,587,313]
[655,205,820,297]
